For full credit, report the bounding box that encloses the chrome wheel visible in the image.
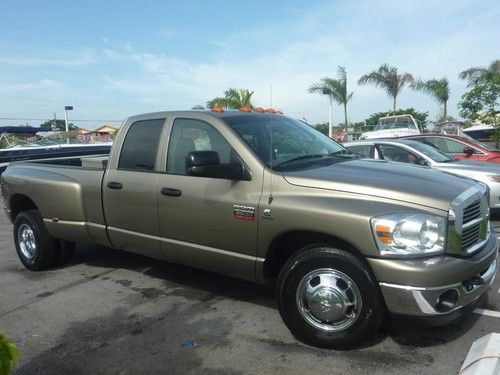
[18,223,37,260]
[296,268,362,332]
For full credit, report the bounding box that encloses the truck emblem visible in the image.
[233,205,255,221]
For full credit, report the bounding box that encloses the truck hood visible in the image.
[283,159,477,211]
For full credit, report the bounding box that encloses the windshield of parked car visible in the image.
[405,141,454,162]
[464,137,500,152]
[374,122,417,131]
[224,114,349,169]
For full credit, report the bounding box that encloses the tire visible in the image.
[13,210,56,271]
[277,246,384,349]
[54,240,76,267]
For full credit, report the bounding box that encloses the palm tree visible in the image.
[207,88,254,109]
[411,78,450,120]
[335,66,354,127]
[308,66,353,137]
[459,60,500,87]
[358,64,414,113]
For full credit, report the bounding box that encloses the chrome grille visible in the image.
[461,200,483,251]
[448,185,489,256]
[463,200,481,224]
[461,222,481,249]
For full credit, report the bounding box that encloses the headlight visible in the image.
[371,214,446,257]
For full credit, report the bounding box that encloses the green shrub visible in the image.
[0,333,18,375]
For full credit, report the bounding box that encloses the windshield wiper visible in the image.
[329,150,356,158]
[273,154,326,168]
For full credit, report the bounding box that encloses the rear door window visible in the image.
[439,138,481,154]
[118,119,165,171]
[377,144,422,164]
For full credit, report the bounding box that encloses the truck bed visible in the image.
[2,156,110,246]
[26,155,109,170]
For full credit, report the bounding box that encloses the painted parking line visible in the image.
[474,308,500,318]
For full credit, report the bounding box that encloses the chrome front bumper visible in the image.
[380,257,497,316]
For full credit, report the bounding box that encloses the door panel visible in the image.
[158,175,260,255]
[157,174,261,280]
[102,118,165,259]
[157,117,263,278]
[104,170,161,258]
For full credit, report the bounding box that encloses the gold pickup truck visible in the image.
[1,110,497,348]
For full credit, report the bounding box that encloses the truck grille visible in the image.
[463,200,481,223]
[448,185,489,256]
[461,222,481,250]
[461,200,482,251]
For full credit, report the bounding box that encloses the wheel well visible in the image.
[263,231,364,284]
[9,194,38,221]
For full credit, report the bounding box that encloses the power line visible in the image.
[0,117,123,123]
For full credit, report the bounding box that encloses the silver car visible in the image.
[344,139,500,210]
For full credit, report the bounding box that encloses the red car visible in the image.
[400,134,500,163]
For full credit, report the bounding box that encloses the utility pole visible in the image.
[64,106,73,144]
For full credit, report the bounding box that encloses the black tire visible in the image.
[54,240,76,267]
[13,209,56,271]
[277,246,384,349]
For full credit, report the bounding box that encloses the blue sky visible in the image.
[0,0,498,129]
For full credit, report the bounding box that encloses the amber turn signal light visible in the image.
[211,106,224,113]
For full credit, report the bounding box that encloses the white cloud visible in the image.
[158,28,175,38]
[0,79,63,93]
[4,0,498,125]
[97,0,498,123]
[0,49,97,67]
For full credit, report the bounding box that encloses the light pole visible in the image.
[64,106,73,132]
[323,89,333,138]
[64,106,73,144]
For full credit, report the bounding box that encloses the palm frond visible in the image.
[459,59,500,87]
[412,78,449,104]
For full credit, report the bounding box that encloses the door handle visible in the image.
[161,187,182,197]
[107,181,123,190]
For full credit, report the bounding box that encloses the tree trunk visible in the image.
[392,96,396,113]
[344,103,348,128]
[328,96,333,138]
[443,100,447,120]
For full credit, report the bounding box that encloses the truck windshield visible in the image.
[223,115,348,169]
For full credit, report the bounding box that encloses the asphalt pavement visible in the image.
[0,201,499,374]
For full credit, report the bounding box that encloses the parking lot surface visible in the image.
[0,200,499,374]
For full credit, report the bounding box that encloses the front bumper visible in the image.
[380,258,496,317]
[371,234,498,318]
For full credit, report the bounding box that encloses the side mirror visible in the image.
[186,150,219,168]
[417,158,429,166]
[186,151,249,180]
[463,147,474,156]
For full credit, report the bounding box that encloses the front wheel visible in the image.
[277,246,384,348]
[13,210,56,271]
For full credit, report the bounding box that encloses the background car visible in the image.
[344,138,500,212]
[400,134,500,163]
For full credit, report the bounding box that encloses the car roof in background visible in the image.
[399,134,467,140]
[346,139,424,148]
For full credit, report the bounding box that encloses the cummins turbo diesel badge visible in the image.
[233,205,255,221]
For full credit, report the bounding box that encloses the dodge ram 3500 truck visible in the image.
[1,110,497,348]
